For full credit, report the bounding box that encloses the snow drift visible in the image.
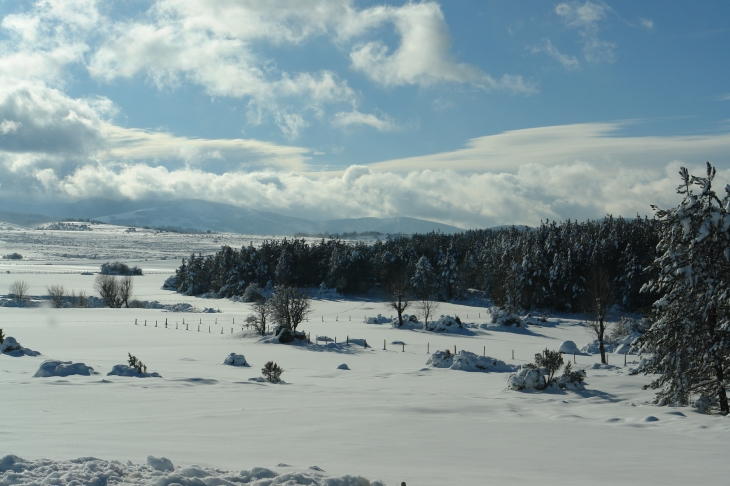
[33,360,98,378]
[0,455,385,485]
[427,350,516,372]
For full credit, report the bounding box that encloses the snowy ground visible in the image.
[1,228,730,485]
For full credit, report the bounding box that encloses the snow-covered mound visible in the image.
[223,353,249,366]
[424,315,462,332]
[427,350,516,372]
[507,366,546,391]
[33,360,98,378]
[0,336,40,356]
[613,332,642,354]
[0,455,385,485]
[365,314,391,324]
[558,340,581,355]
[107,364,162,378]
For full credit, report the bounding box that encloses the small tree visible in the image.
[636,163,730,414]
[382,253,411,327]
[415,298,440,329]
[535,348,564,386]
[94,274,122,308]
[249,298,269,335]
[127,353,148,374]
[262,361,283,382]
[268,285,312,332]
[46,284,65,308]
[411,256,439,327]
[582,263,617,364]
[0,328,5,344]
[9,280,29,301]
[118,275,134,308]
[69,289,89,308]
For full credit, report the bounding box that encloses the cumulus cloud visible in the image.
[529,38,580,70]
[344,2,533,93]
[17,159,728,229]
[555,1,616,63]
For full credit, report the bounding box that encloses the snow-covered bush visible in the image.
[427,350,514,372]
[162,275,178,290]
[581,340,616,355]
[34,360,99,378]
[556,362,586,390]
[508,365,546,391]
[242,283,265,302]
[366,314,391,324]
[490,308,523,327]
[558,341,581,355]
[107,365,162,378]
[0,336,22,353]
[274,327,307,344]
[424,315,462,332]
[509,349,586,391]
[0,336,40,356]
[609,316,651,343]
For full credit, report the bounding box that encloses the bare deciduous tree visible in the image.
[119,275,134,308]
[46,284,65,308]
[249,298,270,335]
[9,280,29,301]
[582,263,617,364]
[94,274,122,308]
[268,285,312,331]
[415,297,440,329]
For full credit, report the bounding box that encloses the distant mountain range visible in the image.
[0,198,464,235]
[95,199,464,235]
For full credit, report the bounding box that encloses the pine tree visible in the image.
[262,361,284,382]
[636,163,730,414]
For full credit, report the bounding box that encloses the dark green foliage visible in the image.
[636,163,730,414]
[559,362,586,389]
[4,253,22,260]
[262,361,284,382]
[169,218,659,313]
[535,349,564,386]
[100,261,143,276]
[0,328,4,344]
[127,353,148,374]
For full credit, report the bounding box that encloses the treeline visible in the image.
[170,216,658,312]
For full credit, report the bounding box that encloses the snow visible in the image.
[0,455,385,485]
[507,366,545,391]
[222,353,248,367]
[427,350,515,373]
[0,336,40,356]
[1,230,730,485]
[108,364,162,378]
[423,315,463,333]
[33,360,99,378]
[558,340,581,355]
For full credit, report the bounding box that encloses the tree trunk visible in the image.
[598,318,606,364]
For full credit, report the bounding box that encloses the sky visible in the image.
[0,0,729,228]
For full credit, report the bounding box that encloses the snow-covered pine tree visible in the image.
[636,163,730,414]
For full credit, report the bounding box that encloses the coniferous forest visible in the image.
[170,215,659,313]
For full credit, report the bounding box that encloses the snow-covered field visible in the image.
[1,227,729,485]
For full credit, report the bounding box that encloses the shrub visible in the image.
[0,328,4,344]
[4,253,22,260]
[127,353,148,374]
[534,348,564,386]
[100,261,143,276]
[69,289,89,308]
[242,283,264,302]
[46,284,65,308]
[9,280,29,301]
[262,361,283,382]
[557,361,586,390]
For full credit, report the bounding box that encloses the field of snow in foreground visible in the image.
[0,250,729,484]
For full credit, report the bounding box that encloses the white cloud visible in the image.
[555,1,616,63]
[529,38,580,70]
[21,159,728,229]
[332,110,399,132]
[0,120,22,134]
[640,18,654,30]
